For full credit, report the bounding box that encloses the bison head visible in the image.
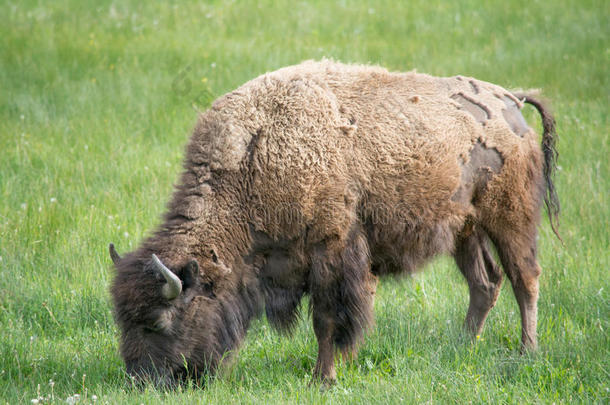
[109,243,229,388]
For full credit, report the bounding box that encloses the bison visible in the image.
[109,60,559,387]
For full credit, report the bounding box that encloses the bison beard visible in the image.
[109,60,559,388]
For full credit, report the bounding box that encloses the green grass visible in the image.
[0,0,608,403]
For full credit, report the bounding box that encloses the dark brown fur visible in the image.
[110,61,559,387]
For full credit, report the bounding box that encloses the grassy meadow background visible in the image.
[1,0,608,403]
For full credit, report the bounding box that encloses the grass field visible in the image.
[1,0,608,403]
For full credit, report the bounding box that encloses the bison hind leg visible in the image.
[487,226,542,351]
[454,226,503,337]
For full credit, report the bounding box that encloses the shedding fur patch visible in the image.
[451,93,490,124]
[500,95,529,137]
[469,80,480,94]
[452,142,504,205]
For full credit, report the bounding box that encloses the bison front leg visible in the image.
[309,227,375,385]
[311,310,338,384]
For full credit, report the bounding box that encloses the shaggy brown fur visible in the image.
[110,60,559,387]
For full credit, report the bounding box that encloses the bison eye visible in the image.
[143,325,161,333]
[202,281,215,298]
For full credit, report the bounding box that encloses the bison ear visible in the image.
[180,260,199,290]
[109,243,121,265]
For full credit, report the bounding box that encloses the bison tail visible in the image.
[514,91,562,242]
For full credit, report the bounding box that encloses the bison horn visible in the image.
[151,254,182,300]
[109,243,121,265]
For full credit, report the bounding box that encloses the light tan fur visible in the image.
[168,60,542,268]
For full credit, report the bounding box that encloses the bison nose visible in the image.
[126,362,176,390]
